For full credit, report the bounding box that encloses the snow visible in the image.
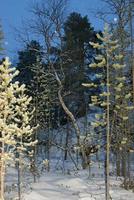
[5,141,134,200]
[4,110,134,200]
[21,111,134,200]
[23,167,134,200]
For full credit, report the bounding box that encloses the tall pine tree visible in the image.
[83,24,133,200]
[63,12,97,117]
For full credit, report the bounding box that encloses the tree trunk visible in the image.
[127,151,131,182]
[116,150,121,177]
[17,153,21,200]
[0,154,5,200]
[53,68,88,168]
[129,0,134,102]
[121,149,127,180]
[105,44,110,200]
[64,120,70,160]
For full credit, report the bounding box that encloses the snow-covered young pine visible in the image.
[0,57,36,200]
[28,56,57,178]
[83,24,133,200]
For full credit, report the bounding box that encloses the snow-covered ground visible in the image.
[24,167,134,200]
[5,147,134,200]
[5,110,134,199]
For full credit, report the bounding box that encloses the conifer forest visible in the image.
[0,0,134,199]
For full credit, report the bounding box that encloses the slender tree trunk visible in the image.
[105,48,110,200]
[17,153,21,200]
[129,0,134,102]
[127,151,131,182]
[64,119,70,160]
[47,109,51,172]
[33,130,37,182]
[0,116,6,200]
[116,149,121,177]
[121,148,127,186]
[0,142,5,200]
[0,161,1,199]
[33,75,39,182]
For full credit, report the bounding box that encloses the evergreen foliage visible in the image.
[0,57,35,199]
[84,24,133,200]
[62,12,98,117]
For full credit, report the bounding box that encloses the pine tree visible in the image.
[83,24,133,200]
[17,40,43,86]
[13,82,37,200]
[17,41,58,129]
[63,12,97,117]
[17,41,58,177]
[0,57,35,200]
[29,57,58,176]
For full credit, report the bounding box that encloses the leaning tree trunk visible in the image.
[54,69,88,168]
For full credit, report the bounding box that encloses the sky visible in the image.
[0,0,106,61]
